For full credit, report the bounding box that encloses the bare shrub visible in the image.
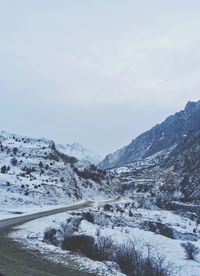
[103,204,113,212]
[62,234,95,254]
[94,232,114,261]
[141,253,175,276]
[43,217,176,276]
[43,216,82,247]
[43,227,58,246]
[82,212,94,223]
[61,228,113,261]
[115,241,141,276]
[115,240,176,276]
[181,242,199,260]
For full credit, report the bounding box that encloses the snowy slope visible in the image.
[0,131,117,210]
[12,201,200,276]
[56,143,102,164]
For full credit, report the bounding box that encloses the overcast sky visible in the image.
[0,1,200,156]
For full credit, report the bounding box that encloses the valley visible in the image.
[1,101,200,275]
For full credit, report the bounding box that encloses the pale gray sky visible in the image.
[0,1,200,156]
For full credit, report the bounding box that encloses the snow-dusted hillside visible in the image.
[56,143,102,165]
[0,131,117,210]
[100,100,200,169]
[110,128,200,205]
[12,200,200,276]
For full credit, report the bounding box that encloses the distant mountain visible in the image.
[99,100,200,168]
[56,143,102,164]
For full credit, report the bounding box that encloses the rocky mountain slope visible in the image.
[100,100,200,169]
[112,140,200,207]
[0,131,117,208]
[101,101,200,208]
[56,143,102,165]
[162,129,200,202]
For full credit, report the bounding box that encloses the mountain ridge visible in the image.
[99,100,200,168]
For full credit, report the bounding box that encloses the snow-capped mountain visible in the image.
[99,100,200,169]
[56,143,102,165]
[105,100,200,204]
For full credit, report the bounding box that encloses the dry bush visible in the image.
[181,242,199,260]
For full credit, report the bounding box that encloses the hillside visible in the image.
[99,101,200,169]
[110,128,200,207]
[0,131,117,209]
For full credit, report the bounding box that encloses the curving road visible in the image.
[0,197,121,275]
[0,200,96,276]
[0,200,95,230]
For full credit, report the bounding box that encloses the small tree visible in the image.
[11,157,18,166]
[1,165,7,174]
[181,242,199,260]
[43,228,58,246]
[103,204,112,212]
[13,147,18,155]
[39,161,43,168]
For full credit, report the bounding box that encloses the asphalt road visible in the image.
[0,200,95,230]
[0,200,95,276]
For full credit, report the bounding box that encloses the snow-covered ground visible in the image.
[11,211,124,276]
[0,131,117,210]
[11,202,200,276]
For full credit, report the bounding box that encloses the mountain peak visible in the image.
[100,100,200,168]
[184,100,200,113]
[56,143,102,164]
